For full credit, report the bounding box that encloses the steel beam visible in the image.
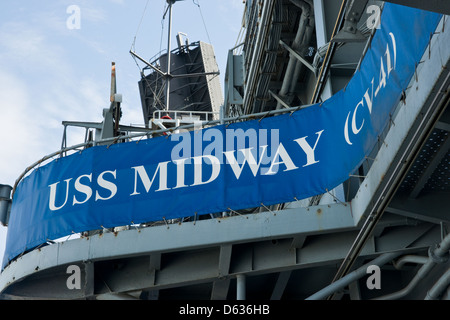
[332,15,450,282]
[1,219,440,299]
[0,202,354,297]
[270,271,292,300]
[387,193,450,224]
[409,133,450,198]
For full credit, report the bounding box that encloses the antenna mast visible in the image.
[165,0,177,111]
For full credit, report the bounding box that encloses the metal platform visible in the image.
[1,0,449,300]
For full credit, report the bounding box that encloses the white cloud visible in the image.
[0,22,71,77]
[0,71,44,186]
[80,5,108,23]
[109,0,125,5]
[0,11,110,186]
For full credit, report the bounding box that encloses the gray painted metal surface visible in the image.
[1,0,449,300]
[0,203,354,295]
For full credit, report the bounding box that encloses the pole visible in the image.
[306,252,402,300]
[236,274,246,300]
[165,0,174,112]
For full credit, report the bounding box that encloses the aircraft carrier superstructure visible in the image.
[0,0,450,300]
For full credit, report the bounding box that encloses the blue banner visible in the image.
[2,4,442,269]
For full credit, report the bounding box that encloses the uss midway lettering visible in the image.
[47,130,324,211]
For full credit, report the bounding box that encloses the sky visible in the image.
[0,0,245,263]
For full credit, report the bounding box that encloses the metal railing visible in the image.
[153,109,219,122]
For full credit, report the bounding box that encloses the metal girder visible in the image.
[332,15,450,283]
[0,202,354,298]
[387,193,450,224]
[270,271,292,300]
[211,279,230,300]
[269,90,292,109]
[332,0,369,43]
[279,39,317,74]
[1,173,445,300]
[217,245,232,278]
[1,217,442,299]
[409,131,450,198]
[210,244,233,299]
[73,225,439,296]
